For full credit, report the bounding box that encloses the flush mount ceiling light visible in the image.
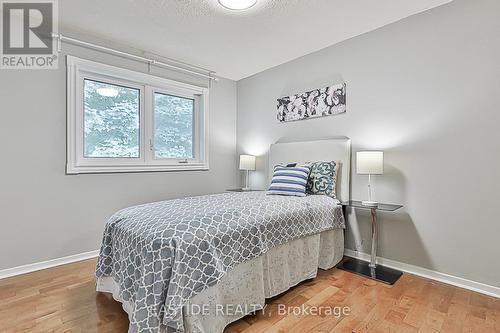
[96,87,119,97]
[218,0,257,10]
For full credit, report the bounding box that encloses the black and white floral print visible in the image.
[277,83,346,122]
[306,161,338,198]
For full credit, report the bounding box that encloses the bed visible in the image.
[96,137,351,333]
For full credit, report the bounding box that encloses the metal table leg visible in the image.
[337,207,403,285]
[369,208,377,269]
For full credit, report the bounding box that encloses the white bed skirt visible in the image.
[97,228,344,333]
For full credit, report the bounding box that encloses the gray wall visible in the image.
[0,45,238,270]
[237,0,500,287]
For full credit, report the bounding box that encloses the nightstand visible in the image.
[226,188,263,192]
[338,200,403,285]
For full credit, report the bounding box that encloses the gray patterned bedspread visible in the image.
[96,192,345,333]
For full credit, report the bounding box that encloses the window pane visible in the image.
[84,80,140,158]
[154,93,194,159]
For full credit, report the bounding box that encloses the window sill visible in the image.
[66,163,209,175]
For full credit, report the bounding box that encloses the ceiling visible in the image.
[60,0,452,81]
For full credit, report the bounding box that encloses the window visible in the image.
[84,80,140,158]
[154,93,195,159]
[67,56,209,174]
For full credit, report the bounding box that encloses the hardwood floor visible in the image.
[0,258,499,333]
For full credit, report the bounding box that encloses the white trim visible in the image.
[0,250,99,280]
[66,55,210,174]
[3,247,498,300]
[344,249,500,299]
[66,164,209,174]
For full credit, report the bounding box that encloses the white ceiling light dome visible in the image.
[218,0,257,10]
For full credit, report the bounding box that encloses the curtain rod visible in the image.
[51,33,218,81]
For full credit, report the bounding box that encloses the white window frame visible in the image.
[66,56,209,174]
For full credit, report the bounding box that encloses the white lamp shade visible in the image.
[239,155,256,171]
[357,151,384,175]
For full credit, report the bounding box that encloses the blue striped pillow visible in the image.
[267,165,311,197]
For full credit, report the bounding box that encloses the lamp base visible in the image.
[362,200,379,207]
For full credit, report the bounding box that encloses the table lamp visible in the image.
[239,155,256,191]
[357,151,384,207]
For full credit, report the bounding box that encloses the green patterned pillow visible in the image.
[306,161,339,198]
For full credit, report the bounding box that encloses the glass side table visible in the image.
[338,200,403,285]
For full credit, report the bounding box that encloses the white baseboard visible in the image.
[344,249,500,299]
[0,250,99,280]
[2,248,499,300]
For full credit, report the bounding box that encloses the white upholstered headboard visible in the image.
[269,137,351,202]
